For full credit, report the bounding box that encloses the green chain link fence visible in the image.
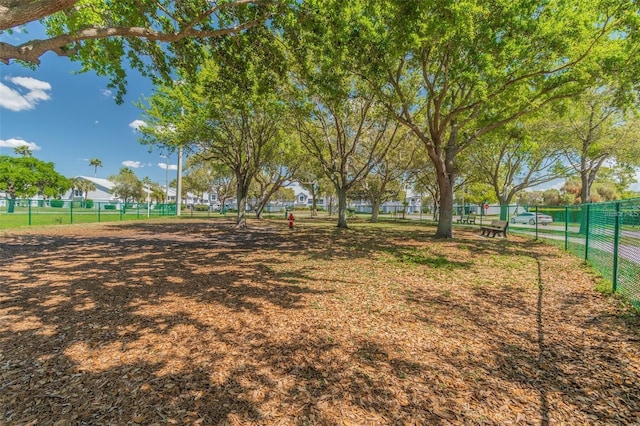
[3,196,639,307]
[0,199,177,228]
[507,198,640,308]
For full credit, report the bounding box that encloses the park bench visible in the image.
[456,213,477,224]
[480,220,508,238]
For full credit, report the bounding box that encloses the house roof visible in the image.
[76,176,114,192]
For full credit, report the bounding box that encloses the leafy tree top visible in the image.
[0,155,71,198]
[1,0,278,103]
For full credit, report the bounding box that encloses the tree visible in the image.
[212,170,236,212]
[149,184,166,204]
[76,178,96,206]
[470,118,569,219]
[248,156,302,219]
[295,93,404,228]
[0,155,71,212]
[1,0,276,102]
[294,156,327,216]
[554,88,640,204]
[350,131,418,222]
[88,158,103,177]
[283,4,407,228]
[327,0,634,238]
[271,186,295,207]
[182,161,215,203]
[139,28,289,227]
[109,167,143,209]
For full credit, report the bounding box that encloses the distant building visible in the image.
[64,176,116,202]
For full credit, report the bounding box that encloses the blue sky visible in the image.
[0,25,178,187]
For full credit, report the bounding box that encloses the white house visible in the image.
[289,182,328,210]
[64,176,162,204]
[64,176,116,202]
[351,188,423,214]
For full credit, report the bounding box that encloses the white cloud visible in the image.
[0,137,42,151]
[0,76,52,111]
[129,119,147,131]
[158,162,177,171]
[101,89,113,98]
[123,160,143,168]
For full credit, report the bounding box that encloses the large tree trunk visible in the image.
[498,196,509,220]
[337,187,348,228]
[436,180,454,238]
[370,199,381,223]
[432,152,455,238]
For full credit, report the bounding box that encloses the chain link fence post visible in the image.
[612,201,620,292]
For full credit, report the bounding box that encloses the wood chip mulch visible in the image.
[1,218,639,425]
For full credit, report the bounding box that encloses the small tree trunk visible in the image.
[255,203,265,219]
[311,190,318,216]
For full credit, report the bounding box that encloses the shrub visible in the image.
[104,204,117,210]
[50,200,64,208]
[85,199,94,208]
[194,204,209,211]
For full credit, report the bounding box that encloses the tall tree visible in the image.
[318,0,634,237]
[350,130,418,222]
[88,158,103,177]
[283,3,407,228]
[139,27,289,227]
[554,88,640,204]
[247,139,304,219]
[470,118,569,218]
[109,167,143,209]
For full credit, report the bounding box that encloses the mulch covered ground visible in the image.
[1,218,639,425]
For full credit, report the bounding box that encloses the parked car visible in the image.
[510,212,553,225]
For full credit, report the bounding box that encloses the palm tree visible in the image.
[69,177,81,200]
[76,179,96,206]
[151,186,166,204]
[89,158,103,177]
[14,145,32,156]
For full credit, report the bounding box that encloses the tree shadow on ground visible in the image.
[1,219,639,424]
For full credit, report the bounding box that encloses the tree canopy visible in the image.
[0,155,71,212]
[109,166,144,204]
[5,0,640,237]
[1,0,277,102]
